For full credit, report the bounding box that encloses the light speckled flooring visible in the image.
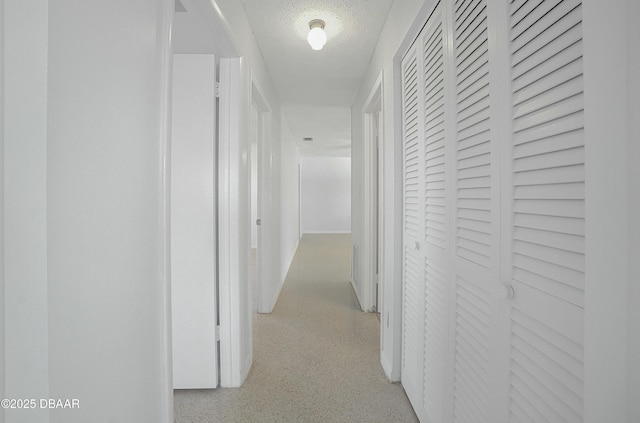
[174,234,418,423]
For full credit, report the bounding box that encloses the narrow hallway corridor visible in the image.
[174,234,417,422]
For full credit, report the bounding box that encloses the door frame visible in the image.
[362,73,384,313]
[250,72,273,314]
[218,57,248,387]
[171,0,246,390]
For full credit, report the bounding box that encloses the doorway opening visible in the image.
[170,0,247,390]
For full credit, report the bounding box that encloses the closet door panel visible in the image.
[401,44,427,418]
[507,0,585,421]
[451,0,498,422]
[421,4,449,422]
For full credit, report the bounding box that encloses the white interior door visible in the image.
[171,54,218,389]
[401,36,427,420]
[450,0,502,420]
[419,4,449,421]
[504,0,585,420]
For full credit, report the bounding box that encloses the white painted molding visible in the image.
[361,71,384,313]
[250,71,274,314]
[158,1,174,418]
[218,57,245,388]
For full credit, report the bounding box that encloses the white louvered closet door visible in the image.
[401,41,426,416]
[400,1,586,422]
[421,3,448,423]
[450,0,501,422]
[505,0,585,421]
[401,3,450,421]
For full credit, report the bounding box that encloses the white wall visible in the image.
[583,1,639,422]
[0,0,6,420]
[47,1,173,421]
[351,0,430,381]
[301,156,351,234]
[4,1,51,421]
[279,117,301,277]
[627,3,640,420]
[3,0,174,421]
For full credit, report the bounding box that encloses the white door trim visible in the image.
[250,72,275,313]
[218,57,247,387]
[362,72,383,313]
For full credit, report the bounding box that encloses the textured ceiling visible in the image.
[240,0,394,156]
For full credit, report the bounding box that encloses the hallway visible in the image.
[174,234,417,422]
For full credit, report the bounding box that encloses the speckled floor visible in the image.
[174,234,418,423]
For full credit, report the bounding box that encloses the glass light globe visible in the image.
[307,26,327,50]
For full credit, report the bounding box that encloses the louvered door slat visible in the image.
[514,213,584,236]
[513,163,583,186]
[514,226,584,253]
[513,145,584,172]
[511,0,581,56]
[457,71,489,106]
[512,94,583,132]
[510,0,576,42]
[513,21,582,79]
[515,181,584,200]
[454,369,489,420]
[456,0,483,32]
[510,0,544,27]
[456,340,490,386]
[457,79,489,112]
[512,255,584,291]
[513,111,583,146]
[508,1,584,419]
[458,149,491,169]
[513,128,583,158]
[457,41,488,81]
[458,119,490,146]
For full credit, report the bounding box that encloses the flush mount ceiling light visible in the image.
[307,19,327,50]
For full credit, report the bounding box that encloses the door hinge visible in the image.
[256,218,262,226]
[215,325,221,341]
[215,81,220,98]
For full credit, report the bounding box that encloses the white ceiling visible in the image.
[239,0,395,157]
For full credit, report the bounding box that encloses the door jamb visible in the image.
[218,57,246,387]
[250,72,273,314]
[363,73,384,313]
